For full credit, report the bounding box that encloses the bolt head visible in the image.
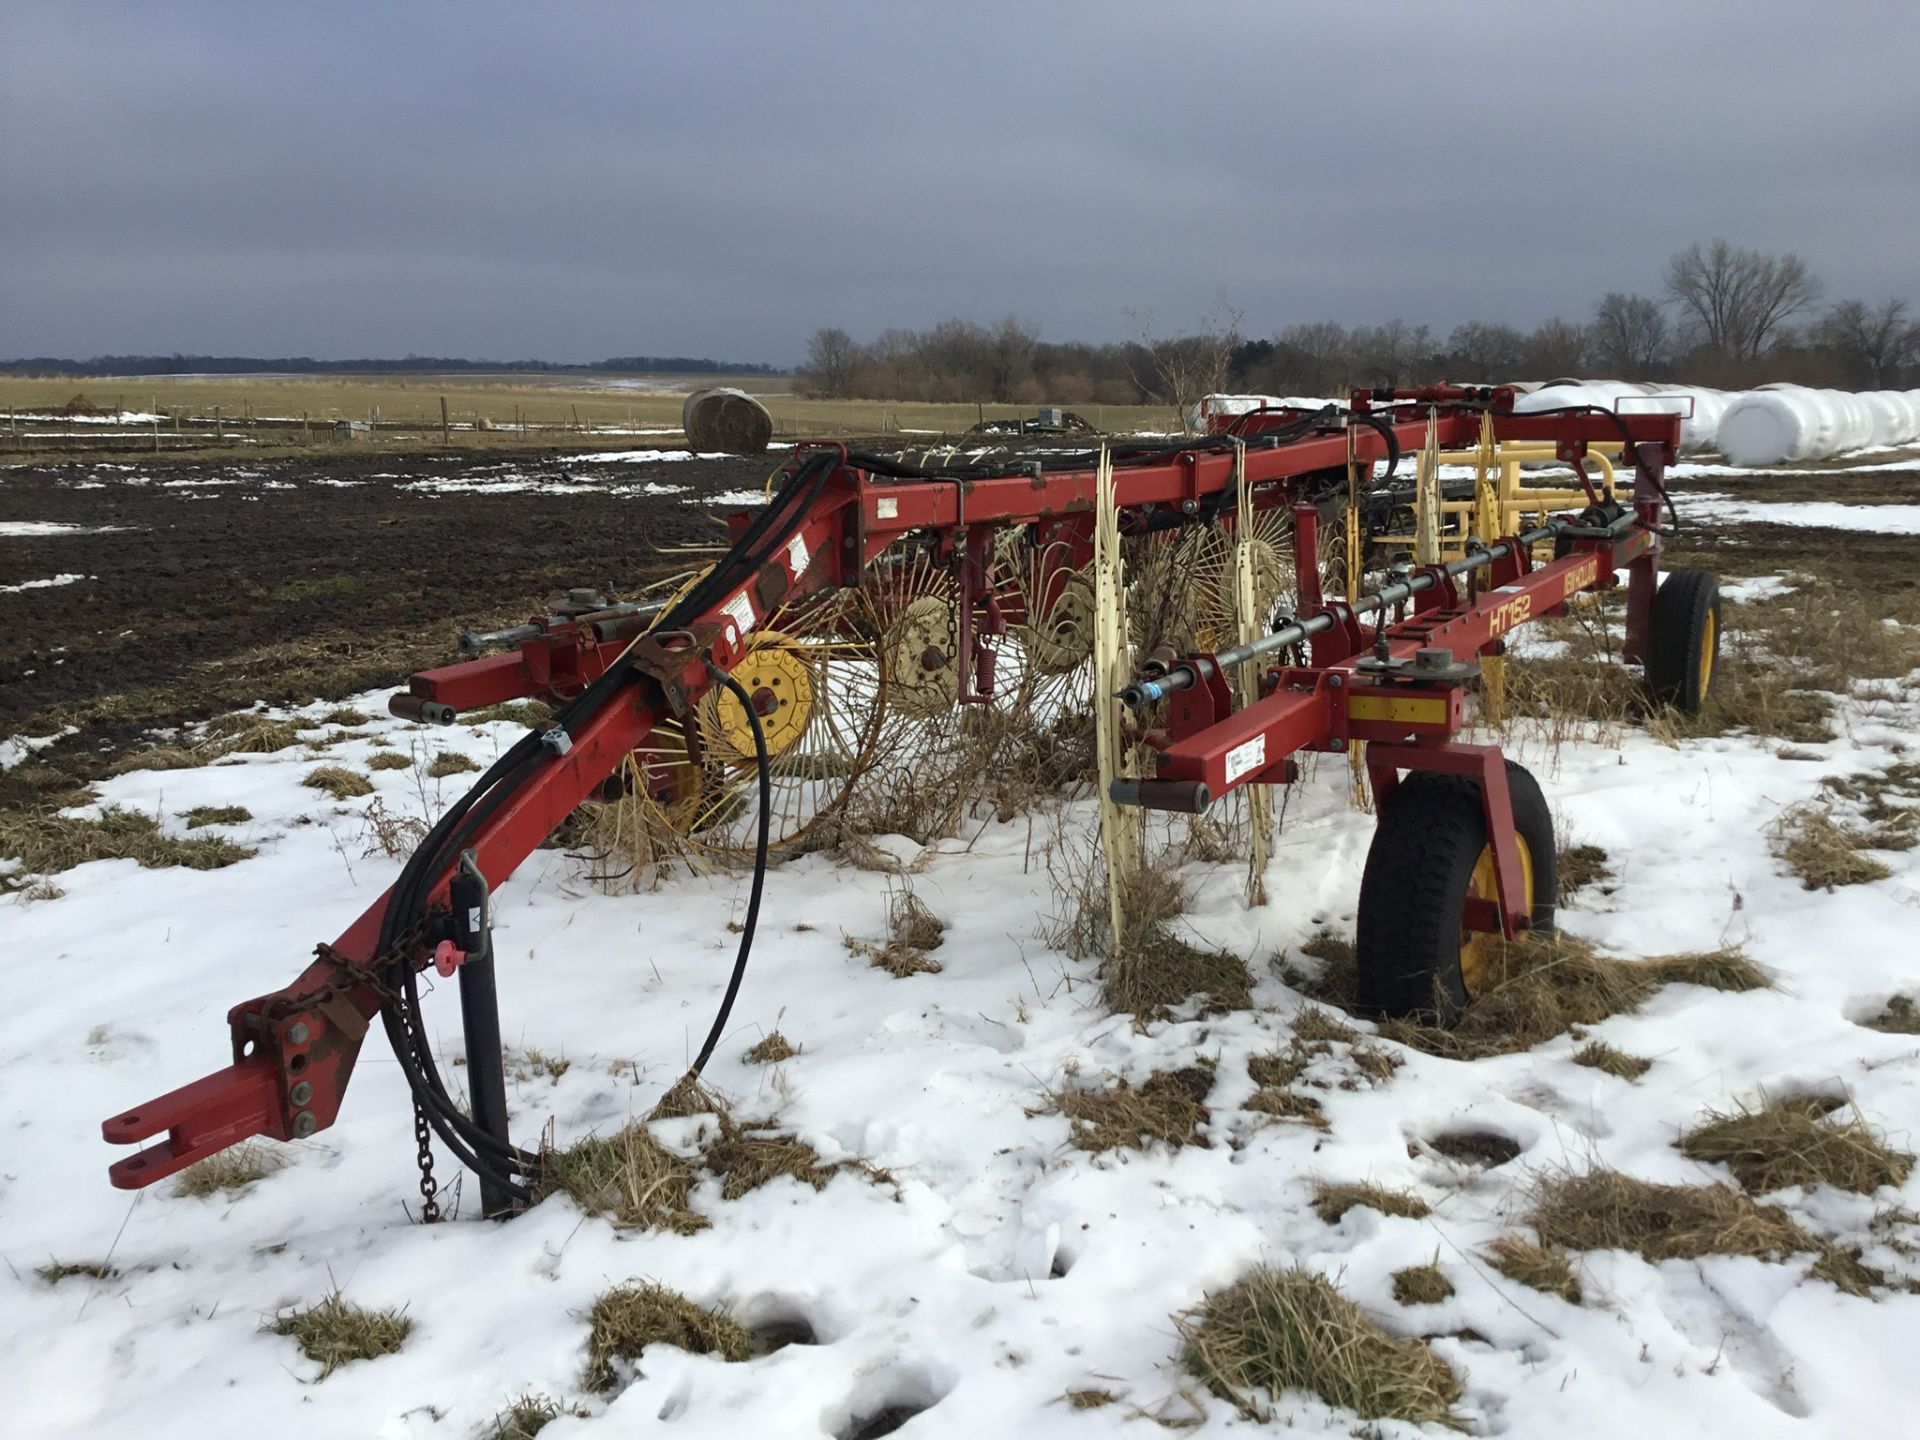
[1331,738,1347,751]
[289,1080,313,1107]
[293,1111,318,1138]
[1328,674,1343,688]
[287,1021,312,1046]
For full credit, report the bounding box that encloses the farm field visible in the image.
[3,444,1920,1437]
[0,374,1177,459]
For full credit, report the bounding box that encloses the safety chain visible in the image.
[292,920,443,1222]
[393,990,442,1223]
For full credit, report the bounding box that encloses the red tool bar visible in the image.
[1146,533,1645,803]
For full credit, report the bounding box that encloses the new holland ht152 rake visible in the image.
[101,387,1719,1214]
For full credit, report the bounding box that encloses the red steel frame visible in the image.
[101,399,1680,1189]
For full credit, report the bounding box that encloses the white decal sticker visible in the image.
[722,592,757,637]
[1225,734,1267,784]
[876,497,899,519]
[787,533,811,578]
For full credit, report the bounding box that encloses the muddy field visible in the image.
[5,445,1915,813]
[0,448,777,806]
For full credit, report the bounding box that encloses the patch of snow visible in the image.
[0,726,76,769]
[6,673,1920,1438]
[1685,494,1920,534]
[696,489,767,507]
[0,521,129,537]
[0,573,92,594]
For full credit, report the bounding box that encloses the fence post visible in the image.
[441,395,450,443]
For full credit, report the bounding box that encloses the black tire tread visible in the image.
[1646,569,1720,713]
[1354,762,1556,1021]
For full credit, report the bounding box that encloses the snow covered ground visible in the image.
[4,470,1920,1437]
[4,677,1918,1436]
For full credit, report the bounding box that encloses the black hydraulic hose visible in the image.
[681,668,771,1080]
[1345,408,1402,489]
[370,452,838,1186]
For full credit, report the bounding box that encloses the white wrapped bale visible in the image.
[1718,385,1855,465]
[1860,392,1903,448]
[1516,380,1722,453]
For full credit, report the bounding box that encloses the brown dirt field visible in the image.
[1,447,775,806]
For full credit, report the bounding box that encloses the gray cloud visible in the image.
[4,0,1916,365]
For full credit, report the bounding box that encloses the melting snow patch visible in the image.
[0,573,92,594]
[1684,494,1920,534]
[0,521,130,536]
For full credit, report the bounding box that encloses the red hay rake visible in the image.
[101,387,1720,1214]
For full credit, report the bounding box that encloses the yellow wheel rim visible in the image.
[699,631,815,760]
[1460,833,1534,998]
[1698,608,1717,697]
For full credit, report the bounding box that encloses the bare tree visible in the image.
[1127,294,1244,432]
[1663,240,1821,361]
[1589,292,1669,378]
[1445,321,1526,381]
[803,326,861,398]
[984,315,1041,402]
[1817,298,1919,387]
[1268,321,1351,394]
[1523,317,1588,378]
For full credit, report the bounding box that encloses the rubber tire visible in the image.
[1354,761,1557,1023]
[1645,569,1720,714]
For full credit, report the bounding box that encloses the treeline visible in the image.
[804,240,1920,408]
[0,354,783,378]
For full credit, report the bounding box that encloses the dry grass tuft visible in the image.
[510,1046,570,1082]
[1101,925,1252,1019]
[1176,1266,1462,1427]
[702,1114,886,1200]
[489,1394,567,1439]
[318,707,369,727]
[1390,1262,1453,1306]
[367,751,415,771]
[1485,1236,1582,1303]
[1679,1093,1914,1195]
[268,1291,412,1378]
[1247,1049,1305,1089]
[1770,802,1897,890]
[0,805,254,876]
[208,716,304,754]
[1064,1388,1118,1409]
[1863,995,1920,1035]
[174,1141,285,1197]
[181,804,251,829]
[358,797,429,857]
[1245,1088,1328,1128]
[467,699,554,728]
[1377,933,1767,1060]
[1557,842,1613,901]
[848,884,948,977]
[427,751,481,778]
[1312,1180,1430,1225]
[36,1259,117,1284]
[1278,930,1357,1006]
[1572,1040,1652,1080]
[1293,1007,1358,1046]
[887,887,947,950]
[648,1073,725,1121]
[744,1031,797,1064]
[1046,1065,1213,1153]
[107,745,204,775]
[302,764,373,800]
[1528,1168,1880,1296]
[534,1124,708,1234]
[585,1281,749,1392]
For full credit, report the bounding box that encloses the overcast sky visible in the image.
[4,1,1916,367]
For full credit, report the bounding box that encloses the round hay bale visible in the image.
[682,387,773,455]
